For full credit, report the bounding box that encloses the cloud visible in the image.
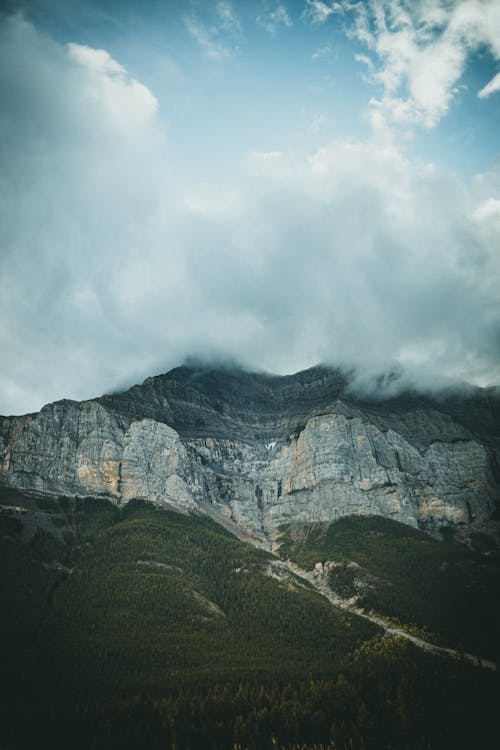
[312,43,336,60]
[0,14,170,413]
[347,0,500,129]
[215,1,242,35]
[308,112,329,133]
[478,71,500,98]
[0,13,499,416]
[67,43,158,128]
[354,53,373,69]
[257,3,293,34]
[303,0,343,26]
[184,1,242,60]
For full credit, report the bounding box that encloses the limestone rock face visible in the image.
[1,365,499,543]
[184,412,497,540]
[0,400,195,511]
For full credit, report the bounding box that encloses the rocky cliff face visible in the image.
[1,365,499,545]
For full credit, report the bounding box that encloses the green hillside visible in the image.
[0,495,498,749]
[278,515,500,660]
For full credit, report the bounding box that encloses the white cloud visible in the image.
[354,53,374,69]
[216,1,242,35]
[478,71,500,98]
[183,15,231,60]
[67,42,158,129]
[67,43,125,75]
[0,15,170,413]
[0,14,499,415]
[473,197,500,221]
[303,0,343,25]
[183,184,244,218]
[184,2,242,60]
[347,0,500,129]
[308,112,329,133]
[312,44,336,60]
[257,4,293,34]
[245,150,295,177]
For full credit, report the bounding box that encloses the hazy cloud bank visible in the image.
[0,13,499,414]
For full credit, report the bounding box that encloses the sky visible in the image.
[0,0,499,414]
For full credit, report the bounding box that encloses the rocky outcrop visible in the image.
[1,365,499,544]
[184,411,498,539]
[0,400,195,511]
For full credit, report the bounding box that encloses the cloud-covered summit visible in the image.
[0,7,499,415]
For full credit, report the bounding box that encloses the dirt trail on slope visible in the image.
[272,558,497,672]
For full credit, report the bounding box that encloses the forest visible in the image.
[278,514,500,661]
[0,492,498,749]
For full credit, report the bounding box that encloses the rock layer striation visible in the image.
[1,365,499,544]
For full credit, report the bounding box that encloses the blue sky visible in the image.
[10,0,500,178]
[1,1,500,413]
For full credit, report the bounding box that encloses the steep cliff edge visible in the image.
[1,365,499,544]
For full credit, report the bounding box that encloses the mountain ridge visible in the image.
[1,364,499,545]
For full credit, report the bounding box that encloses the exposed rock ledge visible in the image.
[1,365,499,544]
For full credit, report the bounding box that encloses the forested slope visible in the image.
[278,515,500,661]
[1,493,499,749]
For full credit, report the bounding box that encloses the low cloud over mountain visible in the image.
[1,10,499,414]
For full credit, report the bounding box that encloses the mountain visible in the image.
[1,365,500,749]
[1,364,499,544]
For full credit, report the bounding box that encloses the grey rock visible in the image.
[1,365,499,544]
[0,400,195,511]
